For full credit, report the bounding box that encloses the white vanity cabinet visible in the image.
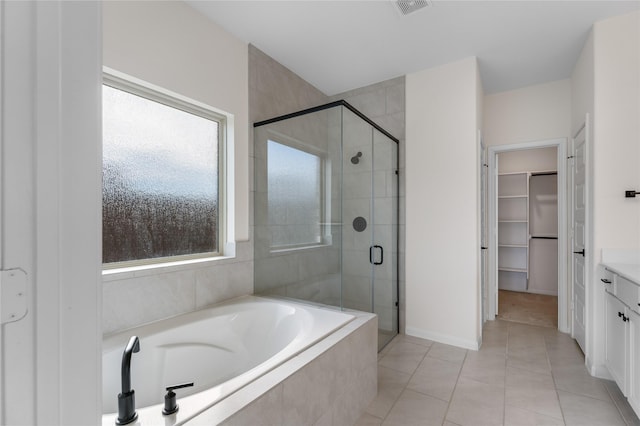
[604,290,629,393]
[628,310,640,414]
[601,263,640,415]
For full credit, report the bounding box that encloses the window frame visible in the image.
[266,131,330,252]
[102,70,228,270]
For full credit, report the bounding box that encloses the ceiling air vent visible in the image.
[394,0,431,16]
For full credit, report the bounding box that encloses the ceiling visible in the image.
[186,1,640,95]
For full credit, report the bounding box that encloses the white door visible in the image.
[572,121,588,353]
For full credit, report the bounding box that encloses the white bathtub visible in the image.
[102,295,355,425]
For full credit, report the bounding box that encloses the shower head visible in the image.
[350,152,363,165]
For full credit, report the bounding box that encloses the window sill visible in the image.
[102,253,236,282]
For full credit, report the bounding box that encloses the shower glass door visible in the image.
[341,107,398,350]
[372,129,399,350]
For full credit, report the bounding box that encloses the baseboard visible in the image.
[588,357,613,380]
[406,326,480,350]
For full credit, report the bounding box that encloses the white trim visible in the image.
[406,327,480,351]
[487,138,569,333]
[0,0,5,420]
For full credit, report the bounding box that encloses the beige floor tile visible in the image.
[460,351,507,386]
[378,341,428,375]
[558,390,626,426]
[365,366,412,419]
[508,333,548,351]
[445,376,505,426]
[395,334,434,348]
[382,389,448,426]
[552,365,612,402]
[507,346,551,375]
[353,412,383,426]
[505,385,563,419]
[506,366,555,389]
[406,356,461,401]
[426,342,467,365]
[367,316,637,426]
[504,405,565,426]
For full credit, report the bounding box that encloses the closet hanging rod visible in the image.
[530,236,558,239]
[531,171,557,176]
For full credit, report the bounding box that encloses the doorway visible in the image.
[487,139,569,333]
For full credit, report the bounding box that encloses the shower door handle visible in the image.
[370,245,383,265]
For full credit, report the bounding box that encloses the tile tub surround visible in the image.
[357,320,640,426]
[188,311,377,425]
[102,240,253,334]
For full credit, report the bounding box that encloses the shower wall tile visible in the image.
[249,45,326,123]
[344,89,387,118]
[250,45,338,303]
[386,83,405,115]
[254,255,301,290]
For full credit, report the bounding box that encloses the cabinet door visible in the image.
[605,292,628,394]
[628,311,640,414]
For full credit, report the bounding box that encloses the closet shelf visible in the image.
[498,220,527,223]
[499,244,528,248]
[498,195,527,199]
[498,267,528,273]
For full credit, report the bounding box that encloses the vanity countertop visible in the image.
[603,263,640,285]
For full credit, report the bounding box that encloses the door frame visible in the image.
[487,138,569,333]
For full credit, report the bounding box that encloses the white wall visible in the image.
[586,10,640,376]
[497,148,557,173]
[103,0,249,241]
[406,57,482,349]
[484,79,571,147]
[592,10,640,255]
[102,1,253,334]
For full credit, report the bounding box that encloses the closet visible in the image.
[498,169,558,295]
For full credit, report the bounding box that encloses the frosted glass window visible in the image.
[268,140,322,248]
[102,84,220,264]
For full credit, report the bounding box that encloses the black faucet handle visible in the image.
[163,382,194,416]
[166,382,194,392]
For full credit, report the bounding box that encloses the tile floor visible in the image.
[355,320,640,426]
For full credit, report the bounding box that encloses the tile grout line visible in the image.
[439,347,469,426]
[543,329,569,426]
[602,382,632,426]
[502,322,511,426]
[379,340,432,424]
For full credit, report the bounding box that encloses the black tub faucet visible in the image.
[116,336,140,425]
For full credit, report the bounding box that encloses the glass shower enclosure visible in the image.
[253,101,399,350]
